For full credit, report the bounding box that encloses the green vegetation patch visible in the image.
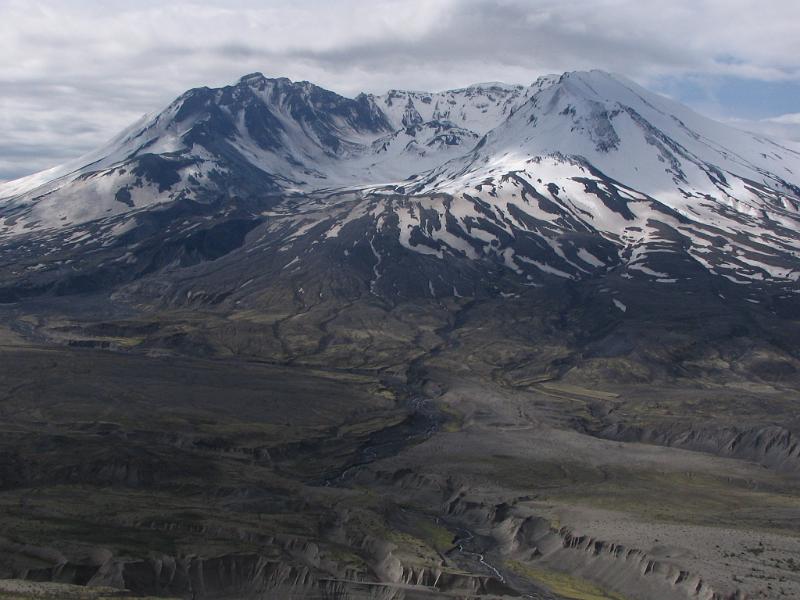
[507,561,626,600]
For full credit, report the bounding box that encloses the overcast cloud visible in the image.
[2,0,799,181]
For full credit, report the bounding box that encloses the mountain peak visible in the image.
[462,81,524,91]
[543,69,635,103]
[238,72,267,83]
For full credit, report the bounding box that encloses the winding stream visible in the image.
[316,394,558,598]
[452,527,506,583]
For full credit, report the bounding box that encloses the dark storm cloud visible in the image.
[1,0,799,182]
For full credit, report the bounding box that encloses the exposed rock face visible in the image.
[0,538,513,599]
[596,423,800,472]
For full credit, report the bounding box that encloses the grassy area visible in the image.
[407,517,455,554]
[547,469,800,532]
[507,561,626,600]
[0,580,178,600]
[466,455,800,534]
[534,382,620,400]
[436,400,465,433]
[479,457,606,491]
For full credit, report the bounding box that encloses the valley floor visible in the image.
[0,295,798,600]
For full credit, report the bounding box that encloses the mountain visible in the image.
[2,70,800,600]
[0,75,531,235]
[0,70,798,308]
[410,70,800,290]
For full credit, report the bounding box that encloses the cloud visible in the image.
[726,114,800,144]
[1,0,799,181]
[766,113,800,125]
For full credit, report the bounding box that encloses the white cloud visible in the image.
[1,0,799,180]
[766,113,800,125]
[726,114,800,144]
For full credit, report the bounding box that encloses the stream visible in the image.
[451,527,506,583]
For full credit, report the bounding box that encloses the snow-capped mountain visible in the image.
[0,70,798,308]
[406,70,800,288]
[0,75,532,236]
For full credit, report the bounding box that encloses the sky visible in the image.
[1,0,799,182]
